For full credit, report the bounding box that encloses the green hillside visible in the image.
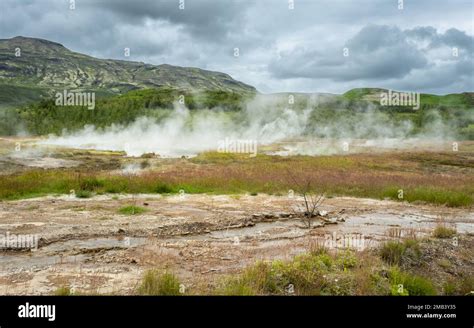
[0,36,256,108]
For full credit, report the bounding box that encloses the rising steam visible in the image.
[41,94,456,157]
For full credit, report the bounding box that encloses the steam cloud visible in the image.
[41,95,456,157]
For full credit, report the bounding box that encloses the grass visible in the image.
[215,239,450,296]
[382,186,472,207]
[433,225,457,238]
[0,151,473,207]
[137,270,182,295]
[155,182,174,194]
[54,286,73,296]
[379,239,421,266]
[217,249,375,296]
[118,205,147,215]
[56,235,467,296]
[75,190,93,198]
[388,267,436,296]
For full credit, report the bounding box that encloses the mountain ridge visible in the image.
[0,36,257,99]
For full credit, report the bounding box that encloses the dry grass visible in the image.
[1,151,473,206]
[136,270,182,295]
[433,224,457,239]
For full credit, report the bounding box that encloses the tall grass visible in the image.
[137,270,182,295]
[1,152,473,207]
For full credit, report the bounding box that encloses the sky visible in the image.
[0,0,473,94]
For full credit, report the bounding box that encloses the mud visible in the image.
[0,193,472,295]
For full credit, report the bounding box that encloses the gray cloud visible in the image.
[0,0,472,94]
[269,24,473,92]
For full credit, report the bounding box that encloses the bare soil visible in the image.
[0,193,472,295]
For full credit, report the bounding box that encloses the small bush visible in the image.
[458,276,474,295]
[54,286,72,296]
[389,267,436,296]
[380,239,421,266]
[218,253,334,296]
[118,205,146,215]
[137,270,182,295]
[79,177,104,191]
[433,225,457,239]
[380,241,405,265]
[219,278,259,296]
[443,281,457,295]
[75,190,93,198]
[155,182,174,194]
[336,250,358,270]
[140,160,151,169]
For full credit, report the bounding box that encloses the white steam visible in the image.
[40,95,456,157]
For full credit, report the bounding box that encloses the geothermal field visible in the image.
[0,133,473,295]
[0,1,473,303]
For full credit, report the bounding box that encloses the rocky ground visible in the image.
[0,193,472,295]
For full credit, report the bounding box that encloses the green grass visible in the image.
[155,182,174,194]
[216,241,444,296]
[0,151,473,207]
[118,205,147,215]
[218,250,361,295]
[137,270,182,295]
[382,186,473,207]
[389,267,436,296]
[54,286,73,296]
[433,225,457,238]
[380,239,421,266]
[75,190,93,198]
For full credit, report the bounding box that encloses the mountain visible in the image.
[0,36,256,107]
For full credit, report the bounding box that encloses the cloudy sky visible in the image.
[1,0,473,94]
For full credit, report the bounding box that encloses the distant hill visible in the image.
[0,36,256,107]
[342,88,474,107]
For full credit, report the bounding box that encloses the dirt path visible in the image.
[0,194,472,295]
